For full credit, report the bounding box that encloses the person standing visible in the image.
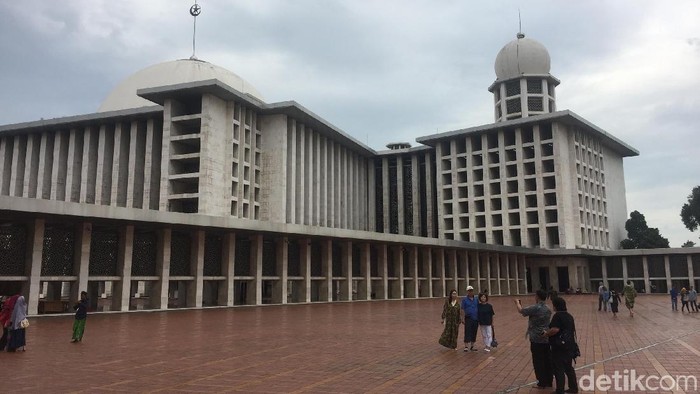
[670,287,678,311]
[477,293,495,352]
[515,290,553,389]
[438,289,461,350]
[7,295,27,352]
[597,282,605,311]
[543,297,579,394]
[609,289,621,318]
[689,286,698,312]
[602,287,610,312]
[622,281,637,317]
[681,288,690,313]
[71,291,89,343]
[461,286,479,352]
[0,294,18,351]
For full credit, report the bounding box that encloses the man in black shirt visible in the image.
[543,297,579,394]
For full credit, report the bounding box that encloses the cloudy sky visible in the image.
[1,0,698,247]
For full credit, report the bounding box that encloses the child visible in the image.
[477,293,495,352]
[609,289,621,318]
[71,291,89,343]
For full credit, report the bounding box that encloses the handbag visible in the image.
[491,326,498,347]
[20,318,29,329]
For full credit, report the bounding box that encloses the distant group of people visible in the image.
[670,286,698,312]
[438,286,496,353]
[597,281,638,317]
[0,290,90,351]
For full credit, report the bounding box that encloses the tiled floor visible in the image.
[2,294,698,393]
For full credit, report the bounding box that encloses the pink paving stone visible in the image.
[1,294,699,393]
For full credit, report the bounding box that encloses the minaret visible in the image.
[488,32,560,122]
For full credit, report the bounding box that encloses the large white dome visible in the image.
[494,34,551,81]
[98,59,263,112]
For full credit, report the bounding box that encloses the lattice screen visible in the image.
[204,234,223,276]
[0,223,27,276]
[89,228,118,276]
[170,231,191,276]
[132,230,157,276]
[41,225,75,276]
[234,236,251,276]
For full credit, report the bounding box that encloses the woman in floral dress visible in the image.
[439,289,461,349]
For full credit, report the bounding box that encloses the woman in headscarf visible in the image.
[7,295,27,352]
[0,294,18,351]
[438,289,461,350]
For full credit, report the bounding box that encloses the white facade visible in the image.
[2,34,695,315]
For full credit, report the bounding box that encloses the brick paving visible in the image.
[1,294,699,393]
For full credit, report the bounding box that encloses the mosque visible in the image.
[0,27,697,314]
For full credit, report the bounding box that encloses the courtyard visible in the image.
[1,294,698,393]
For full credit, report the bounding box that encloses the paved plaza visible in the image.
[2,294,699,393]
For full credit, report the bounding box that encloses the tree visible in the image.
[619,210,670,249]
[681,186,700,232]
[682,240,696,248]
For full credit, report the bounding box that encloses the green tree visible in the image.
[681,240,696,248]
[680,186,700,232]
[619,210,670,249]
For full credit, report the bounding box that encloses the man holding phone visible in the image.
[515,290,552,389]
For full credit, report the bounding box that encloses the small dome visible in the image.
[494,33,551,80]
[98,59,264,112]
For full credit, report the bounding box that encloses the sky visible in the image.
[0,0,698,247]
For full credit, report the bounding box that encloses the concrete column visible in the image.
[152,228,171,309]
[67,129,83,202]
[495,253,502,295]
[407,246,419,298]
[367,160,376,231]
[187,230,205,308]
[111,123,126,207]
[411,154,421,236]
[79,127,97,204]
[50,131,68,201]
[382,157,390,233]
[300,238,311,303]
[25,218,45,315]
[94,125,108,205]
[126,121,139,208]
[340,241,352,301]
[514,255,521,295]
[688,255,694,289]
[8,135,25,197]
[423,248,433,297]
[473,251,480,294]
[449,250,458,294]
[249,235,263,305]
[520,255,527,294]
[664,255,672,291]
[485,253,492,294]
[425,152,435,237]
[113,225,134,311]
[622,257,628,283]
[642,256,650,293]
[392,246,405,299]
[24,134,40,199]
[70,222,91,304]
[436,250,446,298]
[275,237,288,304]
[601,257,609,288]
[0,137,10,196]
[219,233,235,306]
[359,243,371,300]
[396,156,404,234]
[36,132,52,199]
[378,244,388,299]
[321,239,333,301]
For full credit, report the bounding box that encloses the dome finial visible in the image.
[189,1,202,60]
[517,9,525,39]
